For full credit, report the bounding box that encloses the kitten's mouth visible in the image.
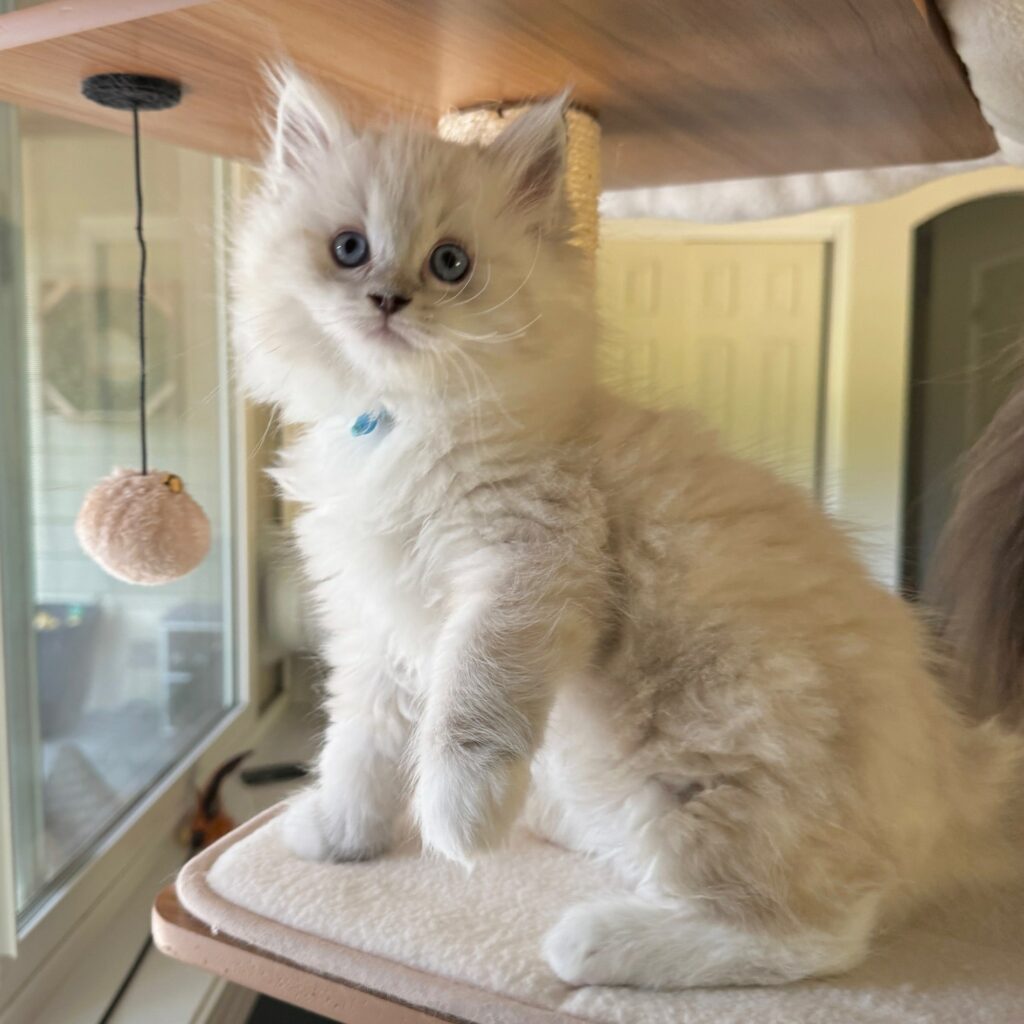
[364,321,412,348]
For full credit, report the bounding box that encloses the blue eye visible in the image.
[331,230,369,268]
[429,242,471,283]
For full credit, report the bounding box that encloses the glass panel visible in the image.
[903,194,1024,593]
[0,104,236,921]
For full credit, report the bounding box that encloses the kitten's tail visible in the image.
[927,378,1024,725]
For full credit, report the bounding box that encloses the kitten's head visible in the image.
[233,70,592,426]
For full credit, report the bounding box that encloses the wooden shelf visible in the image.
[0,0,996,188]
[152,886,445,1024]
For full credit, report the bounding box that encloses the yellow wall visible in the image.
[605,165,1024,586]
[832,166,1024,584]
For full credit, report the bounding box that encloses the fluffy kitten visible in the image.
[232,70,1023,989]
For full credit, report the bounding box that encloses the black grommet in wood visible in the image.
[81,73,182,112]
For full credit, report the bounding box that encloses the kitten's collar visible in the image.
[351,406,394,439]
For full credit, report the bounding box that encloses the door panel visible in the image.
[599,237,828,492]
[903,194,1024,593]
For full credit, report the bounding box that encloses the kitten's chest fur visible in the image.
[279,416,584,682]
[288,426,452,657]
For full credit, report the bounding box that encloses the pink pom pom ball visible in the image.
[75,468,211,585]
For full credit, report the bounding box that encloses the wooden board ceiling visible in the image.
[0,0,997,189]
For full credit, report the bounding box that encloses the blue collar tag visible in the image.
[351,407,393,439]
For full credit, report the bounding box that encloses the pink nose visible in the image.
[368,293,411,316]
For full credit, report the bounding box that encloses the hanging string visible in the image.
[82,75,181,477]
[131,103,149,476]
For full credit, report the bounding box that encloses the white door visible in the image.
[598,234,828,493]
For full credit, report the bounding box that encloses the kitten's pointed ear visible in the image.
[488,94,568,221]
[265,66,350,174]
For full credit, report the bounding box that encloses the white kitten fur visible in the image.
[233,71,1023,989]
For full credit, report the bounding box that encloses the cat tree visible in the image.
[439,104,602,256]
[2,0,1023,1021]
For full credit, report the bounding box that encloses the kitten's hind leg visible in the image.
[536,756,888,987]
[543,893,876,989]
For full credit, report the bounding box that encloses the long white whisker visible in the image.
[469,236,540,317]
[441,339,523,439]
[435,251,478,306]
[441,312,542,345]
[452,261,492,307]
[443,325,501,342]
[444,346,487,449]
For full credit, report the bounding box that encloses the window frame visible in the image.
[0,98,34,957]
[0,566,19,961]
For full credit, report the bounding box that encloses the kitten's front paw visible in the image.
[280,787,392,863]
[415,744,529,865]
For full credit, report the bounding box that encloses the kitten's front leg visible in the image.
[415,548,590,864]
[283,660,410,862]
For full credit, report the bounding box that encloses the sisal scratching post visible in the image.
[438,102,601,256]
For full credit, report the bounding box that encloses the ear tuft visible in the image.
[488,94,569,218]
[264,64,349,174]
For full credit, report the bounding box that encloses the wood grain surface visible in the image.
[0,0,996,188]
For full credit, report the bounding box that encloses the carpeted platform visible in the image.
[175,806,1024,1024]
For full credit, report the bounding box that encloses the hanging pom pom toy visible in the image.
[76,469,210,586]
[75,73,210,586]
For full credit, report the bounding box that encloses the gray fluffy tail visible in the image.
[927,381,1024,725]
